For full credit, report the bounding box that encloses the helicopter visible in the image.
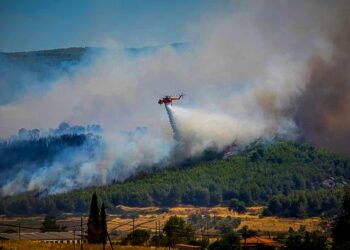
[158,93,184,105]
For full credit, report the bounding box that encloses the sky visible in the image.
[0,0,237,52]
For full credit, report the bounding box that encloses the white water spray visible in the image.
[164,104,180,141]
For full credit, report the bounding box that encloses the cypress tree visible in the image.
[100,202,107,248]
[87,192,100,243]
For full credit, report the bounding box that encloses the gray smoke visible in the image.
[293,15,350,155]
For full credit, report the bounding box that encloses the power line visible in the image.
[125,218,158,233]
[108,220,134,231]
[0,222,41,230]
[0,220,85,231]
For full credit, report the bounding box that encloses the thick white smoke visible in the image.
[171,106,267,156]
[0,1,347,195]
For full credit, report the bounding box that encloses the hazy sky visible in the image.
[0,0,237,52]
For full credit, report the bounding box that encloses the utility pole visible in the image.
[18,222,21,250]
[106,231,114,250]
[206,221,208,242]
[73,229,76,250]
[155,221,157,236]
[80,216,83,250]
[158,221,160,238]
[201,225,204,247]
[18,223,21,240]
[168,227,171,250]
[132,216,135,244]
[158,221,161,247]
[155,221,158,247]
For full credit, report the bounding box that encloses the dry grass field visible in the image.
[1,206,321,234]
[108,205,321,234]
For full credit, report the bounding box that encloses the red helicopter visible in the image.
[158,94,184,105]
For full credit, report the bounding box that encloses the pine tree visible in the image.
[87,192,100,243]
[40,215,67,232]
[100,202,107,248]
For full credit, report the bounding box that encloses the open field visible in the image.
[1,205,322,237]
[108,205,321,234]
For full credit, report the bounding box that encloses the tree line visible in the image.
[264,188,344,218]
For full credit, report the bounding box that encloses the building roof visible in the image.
[241,236,282,247]
[175,243,202,249]
[0,232,85,241]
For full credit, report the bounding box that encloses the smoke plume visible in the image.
[294,16,350,155]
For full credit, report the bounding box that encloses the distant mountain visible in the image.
[1,140,348,217]
[0,43,188,105]
[1,47,87,104]
[0,43,188,65]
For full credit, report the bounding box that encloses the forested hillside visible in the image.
[0,123,103,195]
[1,140,349,217]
